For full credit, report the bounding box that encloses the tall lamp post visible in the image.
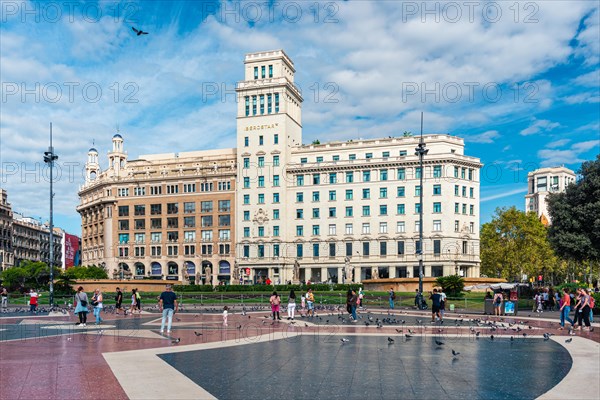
[44,123,58,308]
[414,113,428,300]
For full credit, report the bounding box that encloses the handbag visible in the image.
[77,293,88,307]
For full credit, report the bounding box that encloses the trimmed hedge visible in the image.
[173,283,364,293]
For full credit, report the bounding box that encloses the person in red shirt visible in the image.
[29,289,39,313]
[265,277,272,285]
[559,287,574,330]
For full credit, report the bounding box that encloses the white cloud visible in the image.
[520,118,561,136]
[546,139,571,148]
[481,187,528,203]
[574,8,600,66]
[573,69,600,87]
[465,130,500,144]
[1,0,598,233]
[538,140,600,166]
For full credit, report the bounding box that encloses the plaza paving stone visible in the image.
[1,308,598,400]
[158,335,572,400]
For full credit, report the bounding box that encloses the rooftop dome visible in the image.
[113,133,123,139]
[88,147,98,153]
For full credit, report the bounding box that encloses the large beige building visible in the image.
[525,166,576,225]
[0,189,13,270]
[11,213,62,268]
[77,136,236,284]
[78,49,482,283]
[236,50,482,284]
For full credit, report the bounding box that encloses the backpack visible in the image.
[391,292,396,300]
[590,296,596,309]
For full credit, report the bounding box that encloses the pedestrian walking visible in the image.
[572,289,583,329]
[300,293,306,316]
[135,288,142,313]
[585,289,595,324]
[29,289,39,313]
[358,287,364,309]
[223,305,228,327]
[270,291,281,320]
[493,291,503,316]
[349,289,358,322]
[306,288,315,317]
[115,287,124,315]
[439,289,447,317]
[128,289,137,315]
[91,289,103,325]
[1,287,8,309]
[388,287,396,310]
[74,286,89,327]
[430,289,443,323]
[346,289,353,317]
[287,289,296,320]
[576,289,592,332]
[158,284,178,334]
[559,287,574,330]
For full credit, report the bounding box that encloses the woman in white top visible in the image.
[92,288,104,325]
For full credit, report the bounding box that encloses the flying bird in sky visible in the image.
[132,27,149,36]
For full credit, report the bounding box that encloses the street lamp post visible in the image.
[43,123,58,308]
[414,113,428,301]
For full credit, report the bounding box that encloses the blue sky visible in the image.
[1,0,598,236]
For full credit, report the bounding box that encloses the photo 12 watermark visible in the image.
[1,1,139,23]
[1,81,139,104]
[400,1,539,23]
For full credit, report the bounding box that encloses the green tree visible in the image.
[0,267,28,291]
[435,275,464,296]
[547,155,600,263]
[65,265,108,280]
[481,207,557,282]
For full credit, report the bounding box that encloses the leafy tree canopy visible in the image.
[64,265,109,280]
[547,155,600,262]
[481,207,557,282]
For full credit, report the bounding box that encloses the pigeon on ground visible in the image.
[475,332,481,337]
[452,349,460,356]
[395,329,403,333]
[388,337,394,343]
[194,331,203,336]
[132,27,149,36]
[340,338,350,344]
[435,340,444,346]
[510,336,514,341]
[171,338,181,344]
[565,338,572,343]
[543,333,550,341]
[405,334,413,338]
[490,335,494,341]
